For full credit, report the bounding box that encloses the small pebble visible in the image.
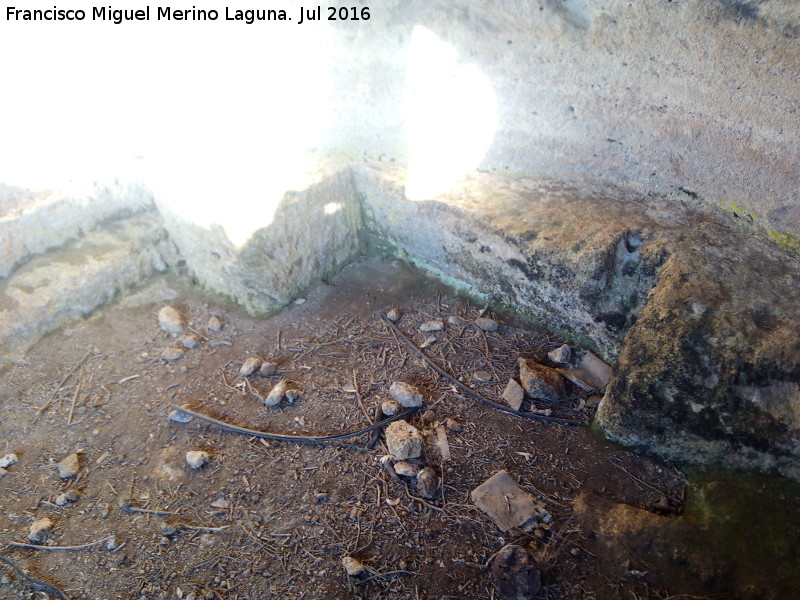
[28,518,53,543]
[381,400,403,416]
[447,315,463,325]
[211,498,230,509]
[0,453,18,468]
[548,344,573,365]
[342,556,367,577]
[386,309,401,322]
[186,450,210,469]
[285,388,302,403]
[160,522,180,537]
[160,347,186,361]
[393,461,418,478]
[446,418,463,432]
[178,334,200,349]
[259,361,277,376]
[65,489,80,502]
[419,320,444,332]
[207,316,224,332]
[55,493,70,506]
[389,381,423,408]
[58,453,81,479]
[314,491,330,503]
[158,306,185,333]
[474,317,499,331]
[474,370,492,382]
[416,467,439,499]
[239,356,263,377]
[265,380,287,406]
[294,298,306,305]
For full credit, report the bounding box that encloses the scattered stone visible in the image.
[380,455,399,479]
[186,450,209,469]
[57,453,81,479]
[447,315,463,326]
[294,298,306,305]
[530,408,553,417]
[416,467,439,499]
[420,335,438,348]
[259,361,277,377]
[239,356,263,377]
[178,334,200,349]
[471,470,552,533]
[158,306,185,333]
[28,518,54,543]
[393,461,418,478]
[210,498,229,509]
[207,316,224,332]
[342,556,368,577]
[55,493,70,506]
[420,409,437,426]
[65,489,80,502]
[389,382,423,408]
[381,400,403,416]
[446,418,463,432]
[491,544,542,600]
[160,521,180,537]
[169,407,193,423]
[285,388,302,403]
[558,350,612,391]
[475,317,499,331]
[385,420,423,460]
[0,453,18,468]
[314,491,330,503]
[419,320,444,332]
[547,344,573,365]
[386,309,401,321]
[474,370,492,382]
[502,379,525,411]
[265,380,301,406]
[518,358,567,402]
[160,347,186,361]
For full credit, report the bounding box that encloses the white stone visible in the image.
[385,420,423,460]
[381,400,402,416]
[419,320,444,332]
[393,460,418,478]
[58,453,80,479]
[265,380,289,406]
[0,453,18,468]
[186,450,209,469]
[239,356,262,377]
[474,317,499,331]
[389,382,423,408]
[158,306,185,333]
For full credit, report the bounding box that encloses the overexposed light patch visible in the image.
[403,26,497,201]
[324,202,343,215]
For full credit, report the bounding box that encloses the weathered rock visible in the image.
[547,344,573,365]
[471,470,551,533]
[55,493,70,506]
[518,358,567,402]
[0,454,18,468]
[559,350,612,391]
[474,370,492,382]
[475,317,499,331]
[385,420,423,460]
[160,347,185,361]
[160,521,180,537]
[265,380,301,406]
[57,453,80,479]
[239,356,262,377]
[178,334,200,349]
[55,490,79,506]
[381,400,402,416]
[446,417,463,432]
[491,544,542,600]
[502,379,525,411]
[28,518,54,543]
[386,309,401,322]
[393,460,418,478]
[186,450,209,469]
[416,467,439,499]
[210,497,229,509]
[342,556,368,577]
[419,320,444,332]
[447,315,463,326]
[389,382,423,408]
[158,306,185,333]
[258,361,277,377]
[207,316,224,332]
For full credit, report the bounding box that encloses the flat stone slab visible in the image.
[471,470,549,533]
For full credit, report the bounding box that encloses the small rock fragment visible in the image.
[380,455,399,479]
[547,344,573,365]
[447,315,463,326]
[518,358,566,402]
[386,309,401,322]
[285,388,302,403]
[502,379,525,411]
[558,350,613,391]
[28,518,54,543]
[342,556,368,577]
[474,370,492,382]
[381,400,403,416]
[58,453,81,479]
[385,420,423,460]
[419,320,444,332]
[158,306,185,333]
[475,317,499,331]
[160,521,180,537]
[0,467,7,477]
[265,380,301,406]
[207,316,224,332]
[314,491,330,503]
[210,498,229,509]
[65,489,80,502]
[178,334,200,349]
[259,361,277,377]
[416,467,439,499]
[0,453,18,468]
[160,347,186,361]
[530,408,553,417]
[389,382,423,408]
[186,450,209,469]
[491,544,542,600]
[239,356,263,377]
[55,493,70,506]
[169,407,193,423]
[471,470,551,533]
[446,418,463,432]
[420,335,438,349]
[393,461,418,478]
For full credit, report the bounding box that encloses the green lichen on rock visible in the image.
[768,230,800,253]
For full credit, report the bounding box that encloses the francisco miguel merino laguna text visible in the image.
[5,5,371,24]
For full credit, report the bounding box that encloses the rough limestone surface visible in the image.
[0,211,178,368]
[385,420,423,460]
[153,167,362,315]
[389,382,423,408]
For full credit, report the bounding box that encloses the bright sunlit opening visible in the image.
[324,202,343,215]
[403,26,497,201]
